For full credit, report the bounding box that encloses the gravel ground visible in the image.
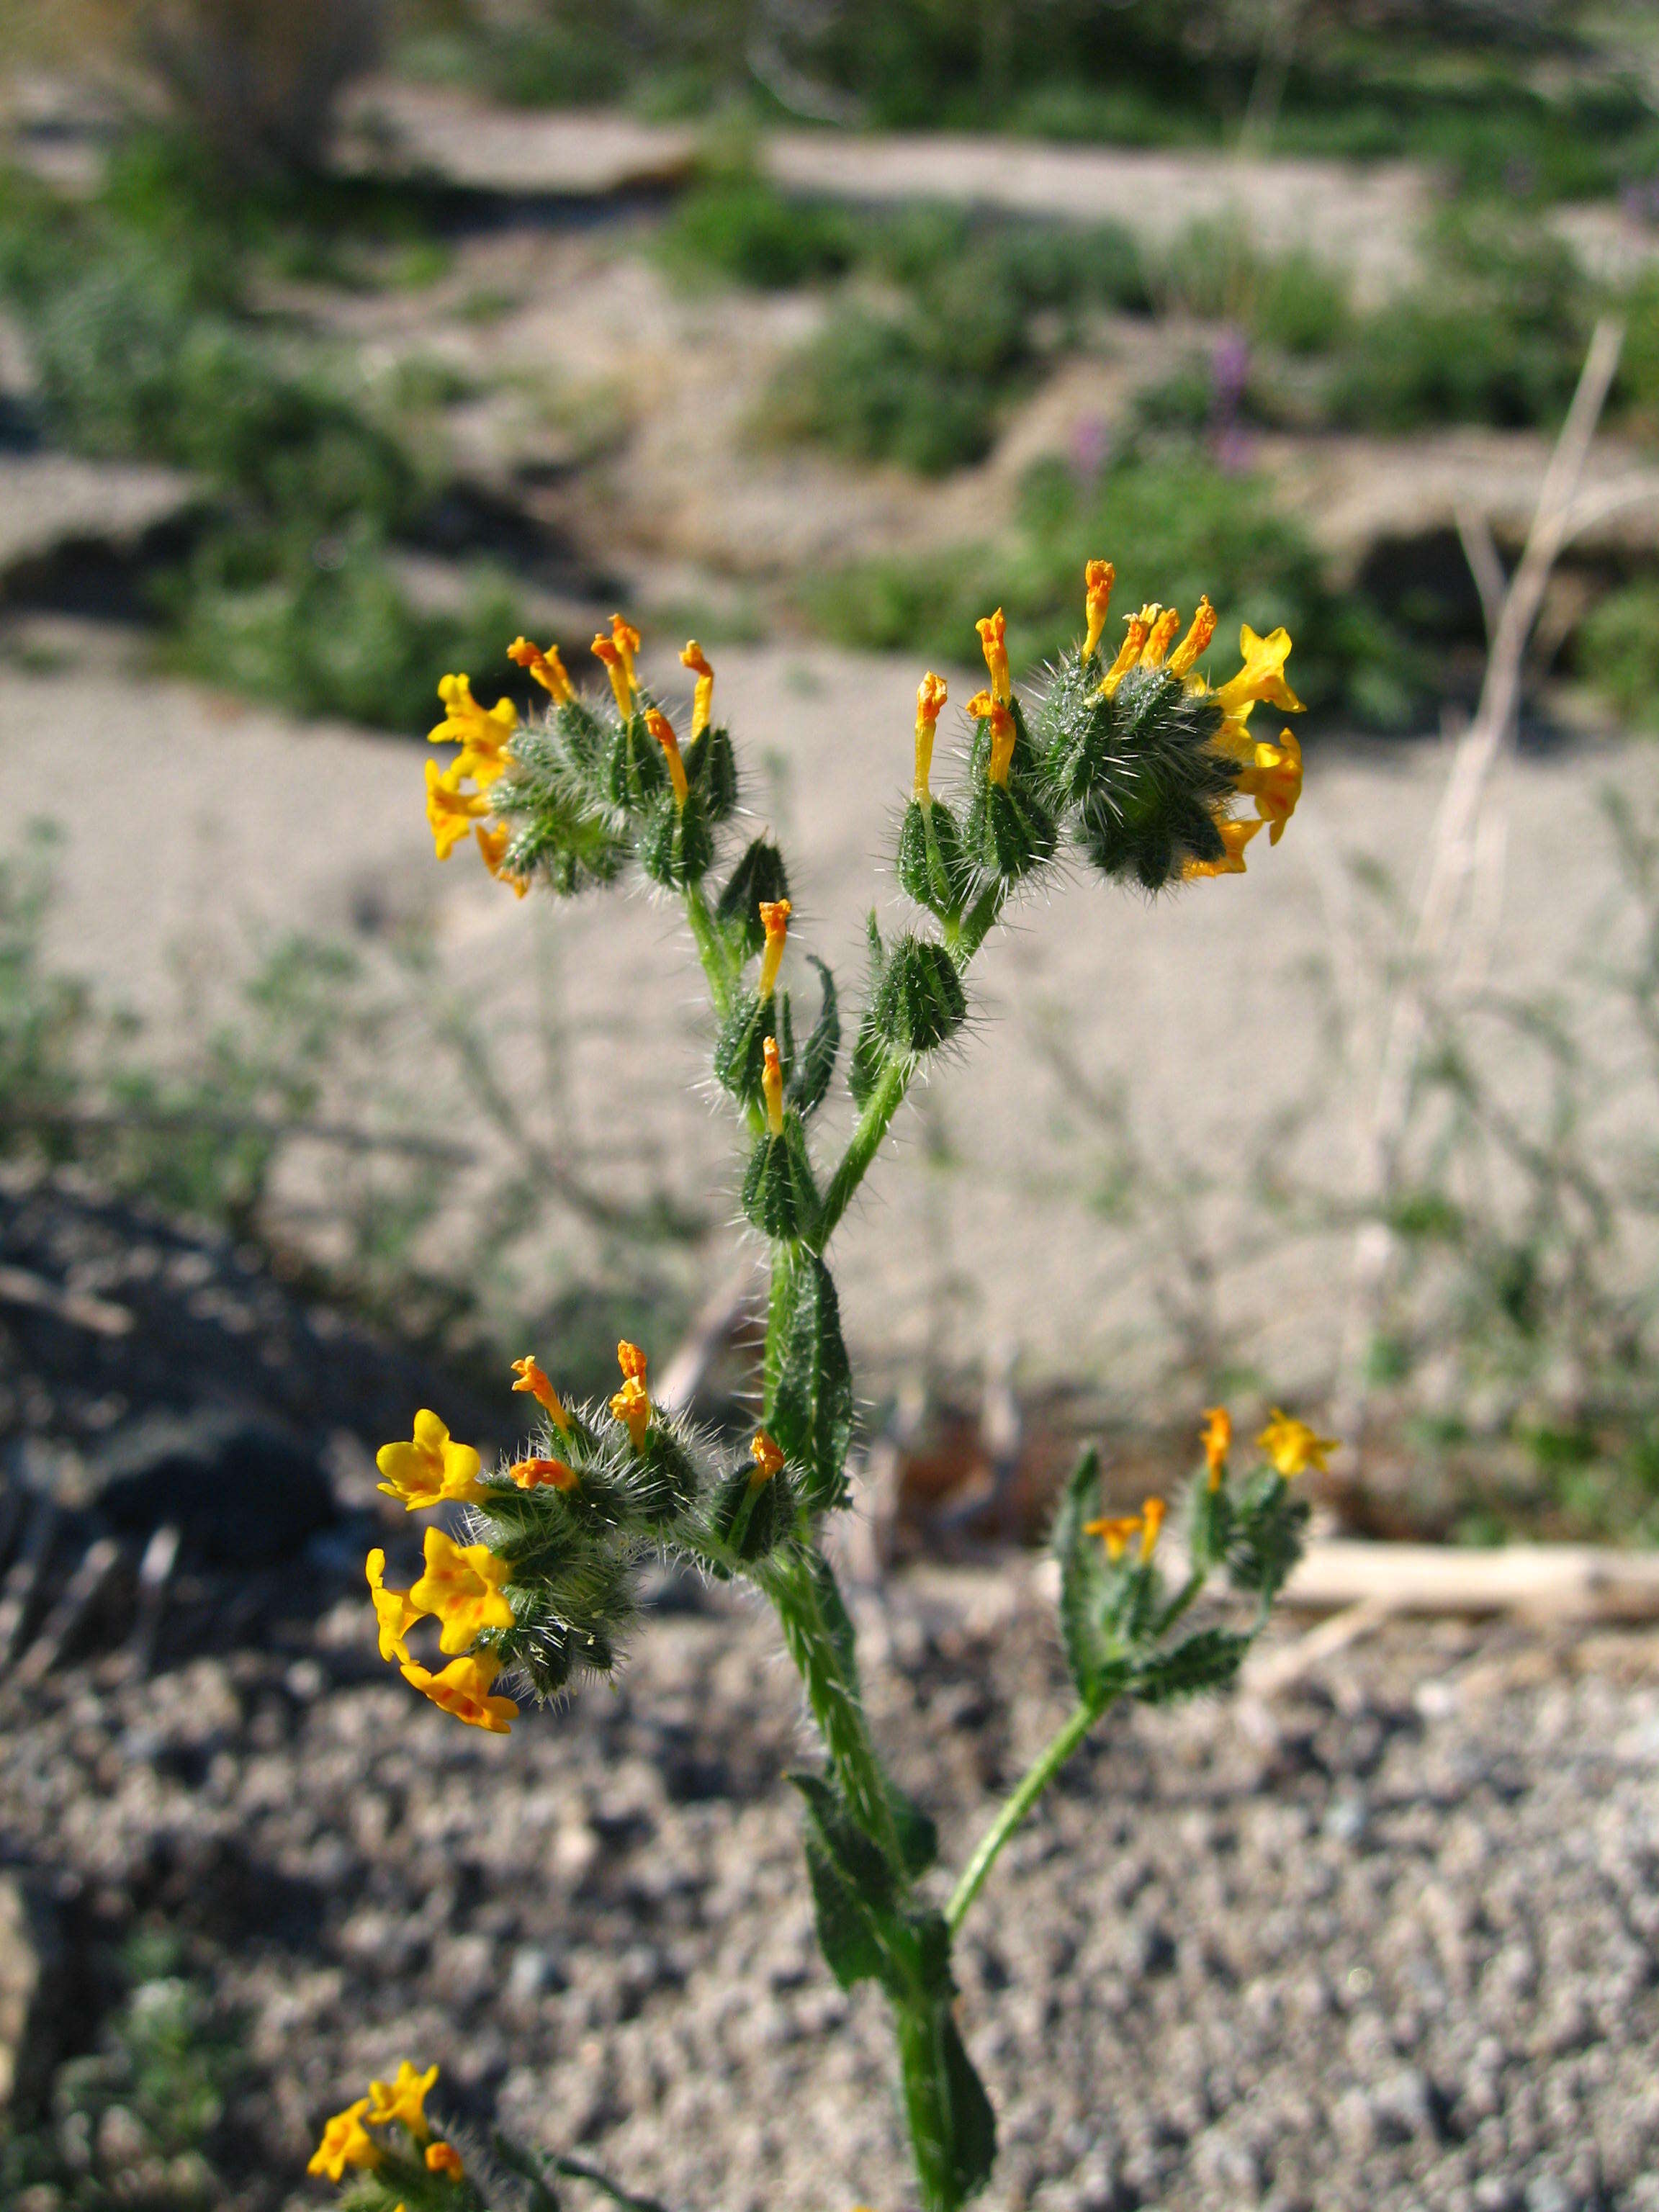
[6,1555,1659,2212]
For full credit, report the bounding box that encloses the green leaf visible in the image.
[788,956,840,1118]
[492,2131,564,2212]
[790,1769,896,1989]
[1052,1447,1111,1704]
[886,1779,939,1879]
[895,1998,997,2212]
[716,837,790,956]
[770,1254,855,1508]
[1133,1626,1250,1702]
[1228,1471,1310,1606]
[739,1114,819,1241]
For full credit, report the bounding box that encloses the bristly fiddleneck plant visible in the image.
[319,565,1337,2212]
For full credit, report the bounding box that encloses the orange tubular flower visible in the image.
[1238,728,1303,843]
[967,689,1017,786]
[510,1455,579,1492]
[1100,611,1151,698]
[680,640,715,738]
[1200,1406,1232,1490]
[914,670,948,801]
[1138,1496,1166,1560]
[976,608,1011,707]
[308,2102,379,2181]
[426,2143,465,2180]
[366,2061,439,2139]
[750,1429,786,1490]
[511,1354,572,1433]
[1168,595,1216,679]
[758,898,791,998]
[1140,606,1182,669]
[400,1651,518,1734]
[610,613,641,690]
[645,707,690,809]
[1083,559,1115,662]
[366,1549,426,1666]
[426,760,489,861]
[409,1527,515,1656]
[761,1035,785,1136]
[1184,815,1262,880]
[476,822,529,898]
[591,634,633,719]
[376,1411,484,1511]
[507,635,574,704]
[611,1340,652,1449]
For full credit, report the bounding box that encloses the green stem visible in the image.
[683,882,734,1020]
[945,1699,1100,1933]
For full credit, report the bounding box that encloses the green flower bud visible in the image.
[896,797,973,921]
[717,837,791,956]
[685,723,738,821]
[871,934,966,1058]
[638,786,715,888]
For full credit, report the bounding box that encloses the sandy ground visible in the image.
[1,637,1653,1405]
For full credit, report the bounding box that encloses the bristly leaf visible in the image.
[1228,1470,1310,1606]
[769,1255,855,1509]
[895,1993,997,2212]
[716,837,791,956]
[1133,1626,1250,1702]
[788,956,840,1117]
[739,1115,819,1241]
[1053,1446,1112,1704]
[790,1769,896,1990]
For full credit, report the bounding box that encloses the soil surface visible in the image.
[5,1555,1658,2212]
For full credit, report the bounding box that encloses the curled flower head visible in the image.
[507,635,574,704]
[426,760,489,861]
[366,2060,439,2139]
[611,613,641,688]
[1213,624,1304,718]
[376,1411,484,1511]
[366,1548,426,1666]
[966,688,1017,786]
[409,1526,515,1656]
[758,897,792,998]
[646,706,689,809]
[1258,1409,1340,1478]
[511,1354,572,1433]
[914,670,948,801]
[611,1340,652,1449]
[1200,1406,1231,1491]
[308,2100,379,2182]
[1083,559,1115,662]
[750,1429,786,1490]
[680,639,715,737]
[510,1455,578,1491]
[426,2143,465,2180]
[761,1034,784,1136]
[591,634,632,720]
[476,822,528,898]
[976,608,1011,707]
[1100,610,1151,699]
[1184,814,1262,880]
[1167,596,1216,679]
[1238,728,1303,843]
[400,1650,518,1733]
[1139,606,1182,670]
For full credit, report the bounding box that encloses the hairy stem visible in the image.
[945,1699,1100,1933]
[683,882,735,1020]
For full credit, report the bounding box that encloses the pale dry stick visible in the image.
[1330,316,1627,1467]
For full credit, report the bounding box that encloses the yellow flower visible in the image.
[966,689,1017,786]
[680,640,715,737]
[1082,559,1115,662]
[307,2100,379,2181]
[507,634,574,703]
[1238,728,1303,844]
[1213,624,1304,718]
[1184,814,1262,879]
[1084,1513,1143,1563]
[366,2060,439,2139]
[758,898,791,998]
[509,1455,579,1491]
[591,633,633,719]
[475,821,529,897]
[750,1429,786,1489]
[428,675,517,793]
[1138,1496,1166,1560]
[610,1340,652,1449]
[376,1411,484,1512]
[1167,596,1217,679]
[401,1650,518,1733]
[1139,606,1182,669]
[1258,1409,1340,1478]
[409,1527,515,1656]
[366,1549,426,1666]
[1100,610,1151,699]
[611,613,641,689]
[426,2142,465,2180]
[426,760,489,861]
[511,1354,572,1433]
[645,707,690,809]
[1200,1406,1231,1491]
[761,1033,785,1137]
[914,670,948,801]
[975,608,1011,707]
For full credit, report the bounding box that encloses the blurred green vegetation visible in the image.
[0,138,523,730]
